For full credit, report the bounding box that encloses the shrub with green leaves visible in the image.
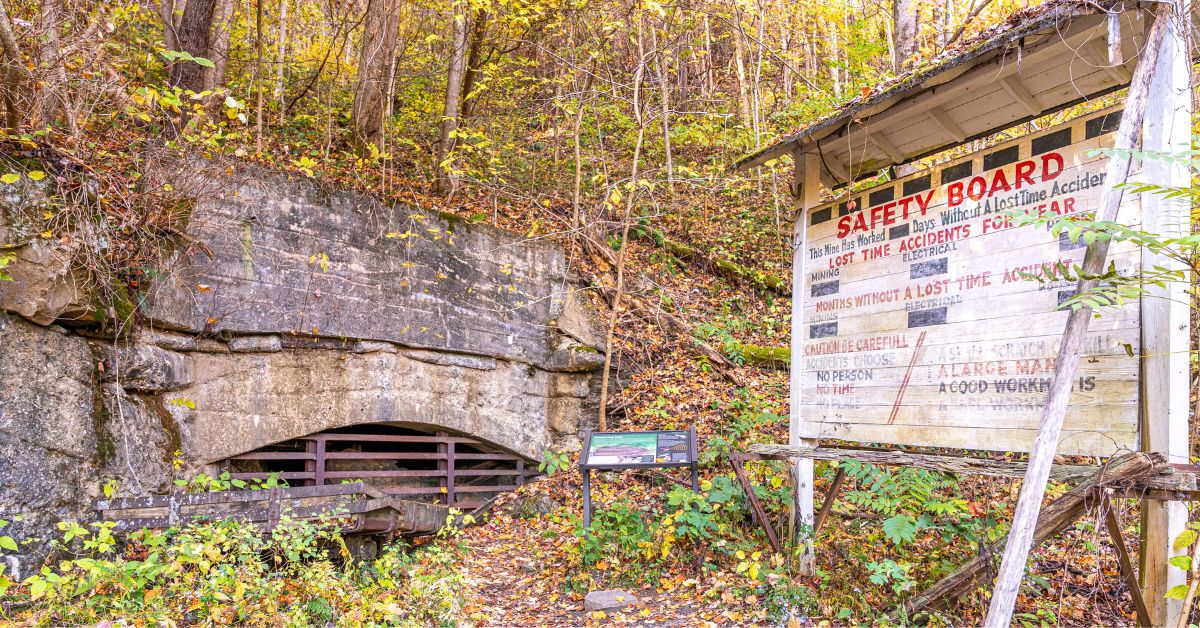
[0,513,469,625]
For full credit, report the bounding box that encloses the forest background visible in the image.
[0,0,1196,625]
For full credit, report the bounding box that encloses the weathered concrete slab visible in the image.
[168,345,591,462]
[99,343,193,392]
[147,164,600,370]
[0,315,178,566]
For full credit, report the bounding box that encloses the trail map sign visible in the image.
[579,428,699,528]
[798,108,1141,456]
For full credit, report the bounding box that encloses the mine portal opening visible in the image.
[222,424,539,509]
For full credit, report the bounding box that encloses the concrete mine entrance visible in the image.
[219,424,540,510]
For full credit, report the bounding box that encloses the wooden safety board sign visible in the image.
[798,108,1141,456]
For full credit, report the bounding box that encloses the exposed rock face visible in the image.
[0,160,605,558]
[137,164,605,462]
[99,343,193,392]
[0,315,178,569]
[0,240,90,325]
[0,183,92,325]
[0,315,98,567]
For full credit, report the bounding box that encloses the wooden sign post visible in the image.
[984,5,1176,625]
[790,150,821,573]
[1131,3,1192,622]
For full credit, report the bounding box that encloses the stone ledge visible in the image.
[400,349,497,370]
[228,335,283,353]
[97,343,193,392]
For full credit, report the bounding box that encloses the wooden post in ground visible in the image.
[789,149,822,571]
[981,6,1174,626]
[1137,3,1193,624]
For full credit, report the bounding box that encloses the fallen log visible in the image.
[580,226,745,386]
[901,451,1164,620]
[722,341,789,369]
[633,225,790,295]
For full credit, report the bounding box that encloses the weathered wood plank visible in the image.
[95,482,366,511]
[746,444,1100,482]
[983,15,1169,623]
[1137,4,1194,622]
[1100,494,1153,627]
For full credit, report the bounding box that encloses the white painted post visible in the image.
[1138,3,1192,624]
[982,6,1174,625]
[790,149,821,572]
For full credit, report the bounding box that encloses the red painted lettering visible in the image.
[1041,152,1064,181]
[967,176,987,201]
[947,182,964,207]
[987,169,1011,196]
[1015,160,1036,187]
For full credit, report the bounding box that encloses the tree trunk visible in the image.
[160,0,180,54]
[254,0,264,151]
[459,9,489,120]
[778,0,791,104]
[274,0,288,113]
[650,26,672,187]
[351,0,401,152]
[828,20,841,97]
[571,57,597,230]
[203,0,236,91]
[598,17,648,431]
[435,1,468,193]
[169,0,219,91]
[702,15,714,98]
[892,0,918,72]
[731,11,752,129]
[751,3,764,145]
[0,0,30,129]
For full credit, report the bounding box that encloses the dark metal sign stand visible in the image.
[579,426,699,529]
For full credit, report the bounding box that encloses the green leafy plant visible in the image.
[172,471,288,493]
[1165,523,1200,602]
[839,460,973,547]
[0,251,14,281]
[0,519,17,595]
[538,450,570,476]
[866,559,915,594]
[701,386,786,466]
[158,49,215,68]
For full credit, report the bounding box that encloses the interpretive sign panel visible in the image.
[579,428,699,529]
[798,108,1140,456]
[581,429,696,469]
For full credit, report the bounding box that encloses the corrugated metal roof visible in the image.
[731,0,1156,184]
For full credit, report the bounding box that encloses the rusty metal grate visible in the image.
[220,426,539,509]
